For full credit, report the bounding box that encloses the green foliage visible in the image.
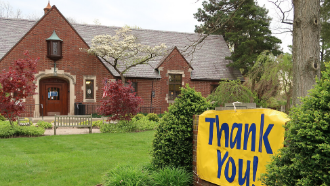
[100,117,158,133]
[0,114,5,121]
[207,79,255,107]
[247,51,292,110]
[151,166,192,186]
[194,0,282,75]
[102,165,152,186]
[261,62,330,185]
[92,120,103,128]
[0,121,16,138]
[146,113,159,122]
[152,84,211,171]
[0,121,45,138]
[36,120,52,129]
[101,164,192,186]
[133,113,145,120]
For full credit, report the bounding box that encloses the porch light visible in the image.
[46,30,63,60]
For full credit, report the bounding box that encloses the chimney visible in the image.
[44,1,51,15]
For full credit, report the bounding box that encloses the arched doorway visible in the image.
[40,77,69,116]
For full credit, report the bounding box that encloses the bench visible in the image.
[54,114,92,135]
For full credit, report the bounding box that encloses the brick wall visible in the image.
[193,115,219,186]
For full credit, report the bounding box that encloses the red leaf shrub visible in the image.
[98,80,142,121]
[0,51,38,124]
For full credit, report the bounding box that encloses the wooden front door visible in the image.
[40,78,69,116]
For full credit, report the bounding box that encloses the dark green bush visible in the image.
[261,63,330,185]
[151,84,211,171]
[36,121,52,129]
[146,113,159,122]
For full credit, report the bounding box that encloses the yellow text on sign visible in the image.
[197,109,288,186]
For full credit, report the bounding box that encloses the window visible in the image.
[169,74,182,100]
[125,81,138,93]
[48,87,60,100]
[85,80,94,99]
[211,84,219,93]
[132,82,138,93]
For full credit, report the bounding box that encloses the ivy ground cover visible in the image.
[0,131,154,186]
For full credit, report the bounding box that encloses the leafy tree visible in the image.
[98,80,142,121]
[207,79,255,107]
[86,26,167,83]
[151,84,211,171]
[0,51,38,125]
[194,0,282,75]
[248,51,293,111]
[261,62,330,185]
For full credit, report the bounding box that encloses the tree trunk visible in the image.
[292,0,321,106]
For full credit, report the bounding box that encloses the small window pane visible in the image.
[86,80,94,99]
[53,42,58,55]
[48,87,59,100]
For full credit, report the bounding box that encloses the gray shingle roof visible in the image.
[0,17,243,80]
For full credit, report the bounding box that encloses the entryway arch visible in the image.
[33,68,76,116]
[40,77,68,116]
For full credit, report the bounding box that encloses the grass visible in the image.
[0,131,155,186]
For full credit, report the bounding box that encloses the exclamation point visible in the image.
[252,156,258,186]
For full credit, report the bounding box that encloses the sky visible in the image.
[4,0,293,53]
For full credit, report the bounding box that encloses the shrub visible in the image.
[133,117,158,131]
[36,120,52,129]
[0,121,45,138]
[0,121,16,138]
[92,120,103,128]
[102,165,152,186]
[101,164,192,186]
[0,114,5,121]
[146,113,159,122]
[261,63,330,185]
[151,167,192,186]
[151,84,211,171]
[15,125,45,136]
[100,117,158,133]
[133,113,145,120]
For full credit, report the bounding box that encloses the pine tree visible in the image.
[194,0,282,75]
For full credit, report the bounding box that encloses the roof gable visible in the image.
[155,46,193,70]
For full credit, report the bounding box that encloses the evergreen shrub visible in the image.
[261,63,330,185]
[151,84,211,171]
[36,121,52,129]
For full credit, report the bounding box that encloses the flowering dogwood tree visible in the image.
[0,51,38,125]
[98,79,142,121]
[87,26,167,83]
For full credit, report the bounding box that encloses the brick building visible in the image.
[0,3,242,117]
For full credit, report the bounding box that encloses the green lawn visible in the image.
[0,131,155,186]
